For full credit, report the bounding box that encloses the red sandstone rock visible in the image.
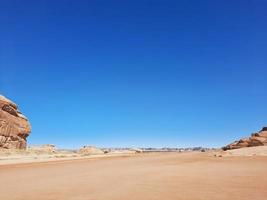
[222,127,267,150]
[258,131,267,138]
[0,95,31,149]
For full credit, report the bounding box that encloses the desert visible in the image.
[1,1,266,199]
[1,151,267,200]
[1,95,267,200]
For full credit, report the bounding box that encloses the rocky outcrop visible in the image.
[78,146,104,155]
[27,144,56,153]
[0,95,31,149]
[223,127,267,150]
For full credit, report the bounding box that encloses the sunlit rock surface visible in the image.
[223,127,267,150]
[0,95,31,149]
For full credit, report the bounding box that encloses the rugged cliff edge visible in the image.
[0,95,31,149]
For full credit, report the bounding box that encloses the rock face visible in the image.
[223,127,267,151]
[0,95,31,149]
[78,146,104,155]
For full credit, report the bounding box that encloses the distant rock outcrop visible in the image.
[28,144,56,153]
[78,146,104,155]
[223,127,267,150]
[0,95,31,149]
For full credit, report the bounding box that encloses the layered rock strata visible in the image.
[0,95,31,149]
[223,127,267,150]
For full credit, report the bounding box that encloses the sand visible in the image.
[0,148,139,165]
[0,152,267,200]
[221,146,267,156]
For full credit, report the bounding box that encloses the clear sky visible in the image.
[0,0,267,148]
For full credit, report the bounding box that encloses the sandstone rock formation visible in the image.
[131,148,143,153]
[0,95,31,149]
[27,144,56,153]
[78,146,104,155]
[222,127,267,150]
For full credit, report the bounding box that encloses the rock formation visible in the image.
[222,127,267,150]
[78,146,104,155]
[0,95,31,149]
[27,144,56,153]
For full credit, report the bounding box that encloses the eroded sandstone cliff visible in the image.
[223,127,267,150]
[0,95,31,149]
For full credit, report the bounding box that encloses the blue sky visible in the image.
[0,0,267,148]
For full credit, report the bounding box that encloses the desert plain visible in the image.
[1,95,267,199]
[0,150,267,200]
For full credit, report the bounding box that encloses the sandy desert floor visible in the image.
[0,152,267,200]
